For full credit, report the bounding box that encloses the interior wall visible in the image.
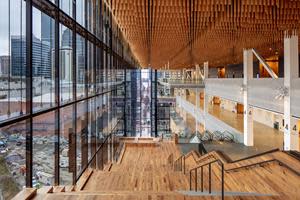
[220,99,237,113]
[259,56,279,78]
[224,61,260,78]
[218,97,284,131]
[208,68,219,78]
[206,54,300,78]
[225,63,243,78]
[298,120,300,135]
[252,108,284,131]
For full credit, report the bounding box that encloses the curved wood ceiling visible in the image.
[111,0,300,69]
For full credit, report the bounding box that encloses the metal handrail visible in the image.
[114,140,125,163]
[225,158,300,176]
[76,134,110,182]
[167,153,174,166]
[189,159,224,200]
[76,120,121,182]
[216,148,279,163]
[174,155,185,173]
[188,155,300,200]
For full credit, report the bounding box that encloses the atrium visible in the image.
[0,0,299,199]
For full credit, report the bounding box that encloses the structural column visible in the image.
[243,49,254,146]
[181,89,187,122]
[182,68,186,81]
[203,62,209,130]
[284,32,299,151]
[195,89,200,133]
[195,64,200,80]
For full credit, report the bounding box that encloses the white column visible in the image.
[284,32,299,151]
[203,62,209,130]
[195,64,200,80]
[182,89,187,121]
[195,89,200,133]
[182,68,186,81]
[243,49,254,146]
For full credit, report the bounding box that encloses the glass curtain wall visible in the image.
[0,0,136,198]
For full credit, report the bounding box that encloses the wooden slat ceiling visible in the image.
[111,0,300,69]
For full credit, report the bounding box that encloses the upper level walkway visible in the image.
[158,79,205,89]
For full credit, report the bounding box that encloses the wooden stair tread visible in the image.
[103,162,113,171]
[12,188,37,200]
[37,186,53,194]
[76,168,94,191]
[53,186,65,193]
[64,185,75,192]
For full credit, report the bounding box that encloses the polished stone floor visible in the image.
[182,91,284,151]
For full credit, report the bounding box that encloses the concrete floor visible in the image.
[182,91,284,152]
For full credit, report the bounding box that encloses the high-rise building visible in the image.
[59,47,73,82]
[11,36,51,77]
[60,28,85,83]
[0,56,9,76]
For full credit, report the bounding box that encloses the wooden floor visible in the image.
[28,142,300,200]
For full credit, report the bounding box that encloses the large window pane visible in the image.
[0,0,26,122]
[87,0,94,33]
[32,9,55,112]
[76,101,88,176]
[76,0,85,27]
[87,41,94,96]
[0,120,26,199]
[76,34,86,99]
[60,25,73,104]
[33,112,55,187]
[60,105,75,185]
[60,0,73,17]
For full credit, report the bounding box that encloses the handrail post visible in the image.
[221,163,224,200]
[201,166,203,192]
[183,156,186,174]
[195,168,197,191]
[180,157,183,171]
[189,170,192,190]
[209,163,211,193]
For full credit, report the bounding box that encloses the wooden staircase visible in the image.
[12,141,300,200]
[177,148,300,199]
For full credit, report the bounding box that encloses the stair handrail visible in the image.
[189,148,279,166]
[216,148,279,163]
[185,147,299,200]
[167,153,174,166]
[189,156,299,200]
[189,149,299,178]
[76,134,110,182]
[225,158,300,176]
[189,159,224,200]
[174,154,185,173]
